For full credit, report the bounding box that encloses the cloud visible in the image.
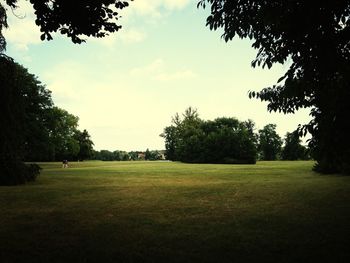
[163,0,192,10]
[3,0,42,51]
[120,28,146,43]
[130,58,196,81]
[90,28,146,47]
[123,0,192,19]
[3,0,191,50]
[154,69,196,81]
[3,0,152,51]
[42,68,170,151]
[43,61,87,104]
[130,59,165,76]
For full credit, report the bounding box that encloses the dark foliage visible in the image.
[281,131,309,161]
[161,108,257,164]
[1,0,131,47]
[258,124,282,161]
[0,159,41,185]
[0,57,95,184]
[74,129,94,161]
[199,0,350,174]
[93,150,129,161]
[0,0,128,184]
[13,62,54,161]
[145,149,163,161]
[0,4,8,52]
[0,55,41,185]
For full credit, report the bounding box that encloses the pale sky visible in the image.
[4,0,311,151]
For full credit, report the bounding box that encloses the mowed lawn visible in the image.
[1,161,350,262]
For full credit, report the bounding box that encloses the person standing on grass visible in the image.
[62,159,68,168]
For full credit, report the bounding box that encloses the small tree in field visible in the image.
[258,124,282,161]
[282,131,309,161]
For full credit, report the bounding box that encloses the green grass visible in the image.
[1,161,350,262]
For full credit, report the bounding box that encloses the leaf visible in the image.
[60,28,68,34]
[277,74,287,83]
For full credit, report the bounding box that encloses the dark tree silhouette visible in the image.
[162,108,257,164]
[0,3,8,53]
[281,131,309,161]
[0,0,130,184]
[258,124,282,161]
[0,57,41,185]
[0,0,131,50]
[74,129,94,161]
[0,60,95,184]
[199,0,350,174]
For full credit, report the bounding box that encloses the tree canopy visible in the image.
[0,0,131,50]
[199,0,350,174]
[0,56,41,185]
[0,58,94,185]
[281,131,309,161]
[161,108,257,164]
[0,0,126,184]
[258,124,282,161]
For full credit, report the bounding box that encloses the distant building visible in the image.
[137,152,146,160]
[159,150,166,160]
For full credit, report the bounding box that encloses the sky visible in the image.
[4,0,311,151]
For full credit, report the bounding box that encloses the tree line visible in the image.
[161,108,309,164]
[92,149,165,161]
[0,57,94,185]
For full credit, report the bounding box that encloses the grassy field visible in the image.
[1,161,350,262]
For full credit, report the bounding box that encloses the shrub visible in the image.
[0,159,41,186]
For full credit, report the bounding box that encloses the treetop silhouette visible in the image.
[199,0,350,174]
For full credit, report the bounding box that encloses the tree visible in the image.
[242,119,258,149]
[258,124,282,161]
[17,63,54,162]
[121,152,130,161]
[0,0,131,50]
[281,131,309,161]
[128,151,139,161]
[1,0,129,184]
[161,108,257,164]
[144,149,162,161]
[99,150,114,161]
[74,129,94,161]
[198,1,350,174]
[160,126,177,160]
[0,3,8,53]
[0,56,41,185]
[1,58,95,184]
[45,107,80,161]
[145,149,151,160]
[11,62,94,162]
[171,107,204,163]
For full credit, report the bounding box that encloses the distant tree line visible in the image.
[91,149,164,161]
[161,108,310,164]
[0,57,94,185]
